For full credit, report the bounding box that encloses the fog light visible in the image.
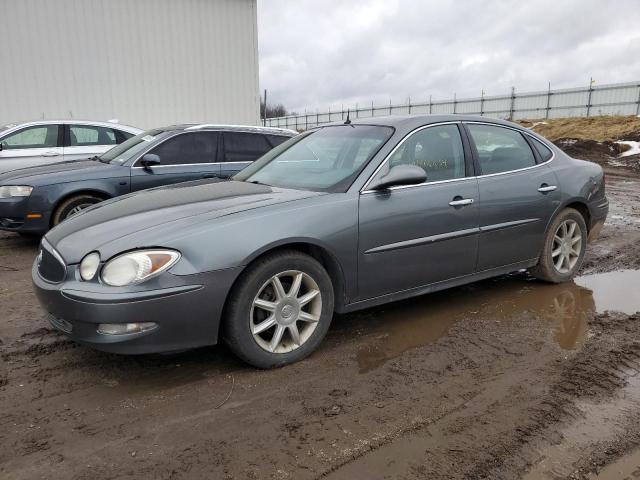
[79,252,100,281]
[97,322,157,335]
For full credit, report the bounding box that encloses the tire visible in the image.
[51,194,103,226]
[223,250,334,369]
[530,208,588,283]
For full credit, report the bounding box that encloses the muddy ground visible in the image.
[1,158,640,479]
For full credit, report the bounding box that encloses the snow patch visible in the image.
[616,141,640,157]
[530,121,549,128]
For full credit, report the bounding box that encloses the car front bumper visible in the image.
[0,196,50,234]
[32,260,242,354]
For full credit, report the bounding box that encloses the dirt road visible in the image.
[1,168,640,479]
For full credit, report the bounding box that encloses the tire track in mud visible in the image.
[465,313,640,480]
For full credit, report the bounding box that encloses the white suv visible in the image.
[0,120,142,174]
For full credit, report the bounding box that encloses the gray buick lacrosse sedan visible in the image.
[33,115,608,368]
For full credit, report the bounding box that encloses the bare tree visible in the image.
[261,100,295,119]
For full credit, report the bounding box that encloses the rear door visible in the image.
[63,124,125,161]
[130,131,221,191]
[357,123,480,300]
[0,124,63,173]
[465,122,560,271]
[219,132,274,178]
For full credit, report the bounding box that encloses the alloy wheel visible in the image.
[66,203,93,219]
[251,270,322,354]
[551,219,582,274]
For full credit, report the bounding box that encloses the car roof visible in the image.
[1,119,142,134]
[318,114,523,130]
[163,124,297,136]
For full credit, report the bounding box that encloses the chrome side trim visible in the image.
[479,218,540,232]
[364,218,540,255]
[364,227,480,254]
[360,120,556,194]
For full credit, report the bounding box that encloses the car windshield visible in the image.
[234,125,393,192]
[100,129,168,164]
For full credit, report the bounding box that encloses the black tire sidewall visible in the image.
[223,251,334,369]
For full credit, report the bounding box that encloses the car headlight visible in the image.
[101,249,181,286]
[0,185,33,198]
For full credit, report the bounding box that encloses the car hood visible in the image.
[46,180,324,263]
[0,159,122,185]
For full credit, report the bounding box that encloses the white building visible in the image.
[0,0,260,129]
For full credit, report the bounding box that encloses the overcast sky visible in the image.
[258,0,640,113]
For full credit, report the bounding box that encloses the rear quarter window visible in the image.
[531,137,554,162]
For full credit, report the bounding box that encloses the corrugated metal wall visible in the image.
[266,81,640,131]
[0,0,260,129]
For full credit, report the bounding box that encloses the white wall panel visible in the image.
[0,0,260,128]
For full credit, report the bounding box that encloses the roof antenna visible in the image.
[344,109,352,125]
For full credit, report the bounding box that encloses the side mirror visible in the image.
[367,164,427,191]
[140,153,161,171]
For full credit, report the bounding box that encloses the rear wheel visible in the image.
[223,250,334,368]
[51,194,103,226]
[530,208,587,283]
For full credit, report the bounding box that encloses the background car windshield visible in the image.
[100,129,167,164]
[235,125,393,192]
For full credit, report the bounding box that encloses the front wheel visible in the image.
[51,194,103,226]
[223,251,334,368]
[530,208,587,283]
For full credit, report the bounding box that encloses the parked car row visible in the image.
[29,115,608,368]
[0,123,295,234]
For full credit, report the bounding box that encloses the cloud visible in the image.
[258,0,640,113]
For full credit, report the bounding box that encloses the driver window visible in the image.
[387,124,466,182]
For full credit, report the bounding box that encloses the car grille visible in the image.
[48,313,73,334]
[38,241,66,283]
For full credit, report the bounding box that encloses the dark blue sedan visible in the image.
[0,124,296,235]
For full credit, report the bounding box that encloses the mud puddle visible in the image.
[355,269,640,374]
[591,448,640,479]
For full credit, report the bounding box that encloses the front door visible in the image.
[0,124,63,173]
[465,123,560,271]
[357,123,479,300]
[130,131,221,191]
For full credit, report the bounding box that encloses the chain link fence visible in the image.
[266,80,640,131]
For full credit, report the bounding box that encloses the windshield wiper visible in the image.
[248,180,271,186]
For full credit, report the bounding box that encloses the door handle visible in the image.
[42,151,59,157]
[449,198,474,207]
[538,184,557,193]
